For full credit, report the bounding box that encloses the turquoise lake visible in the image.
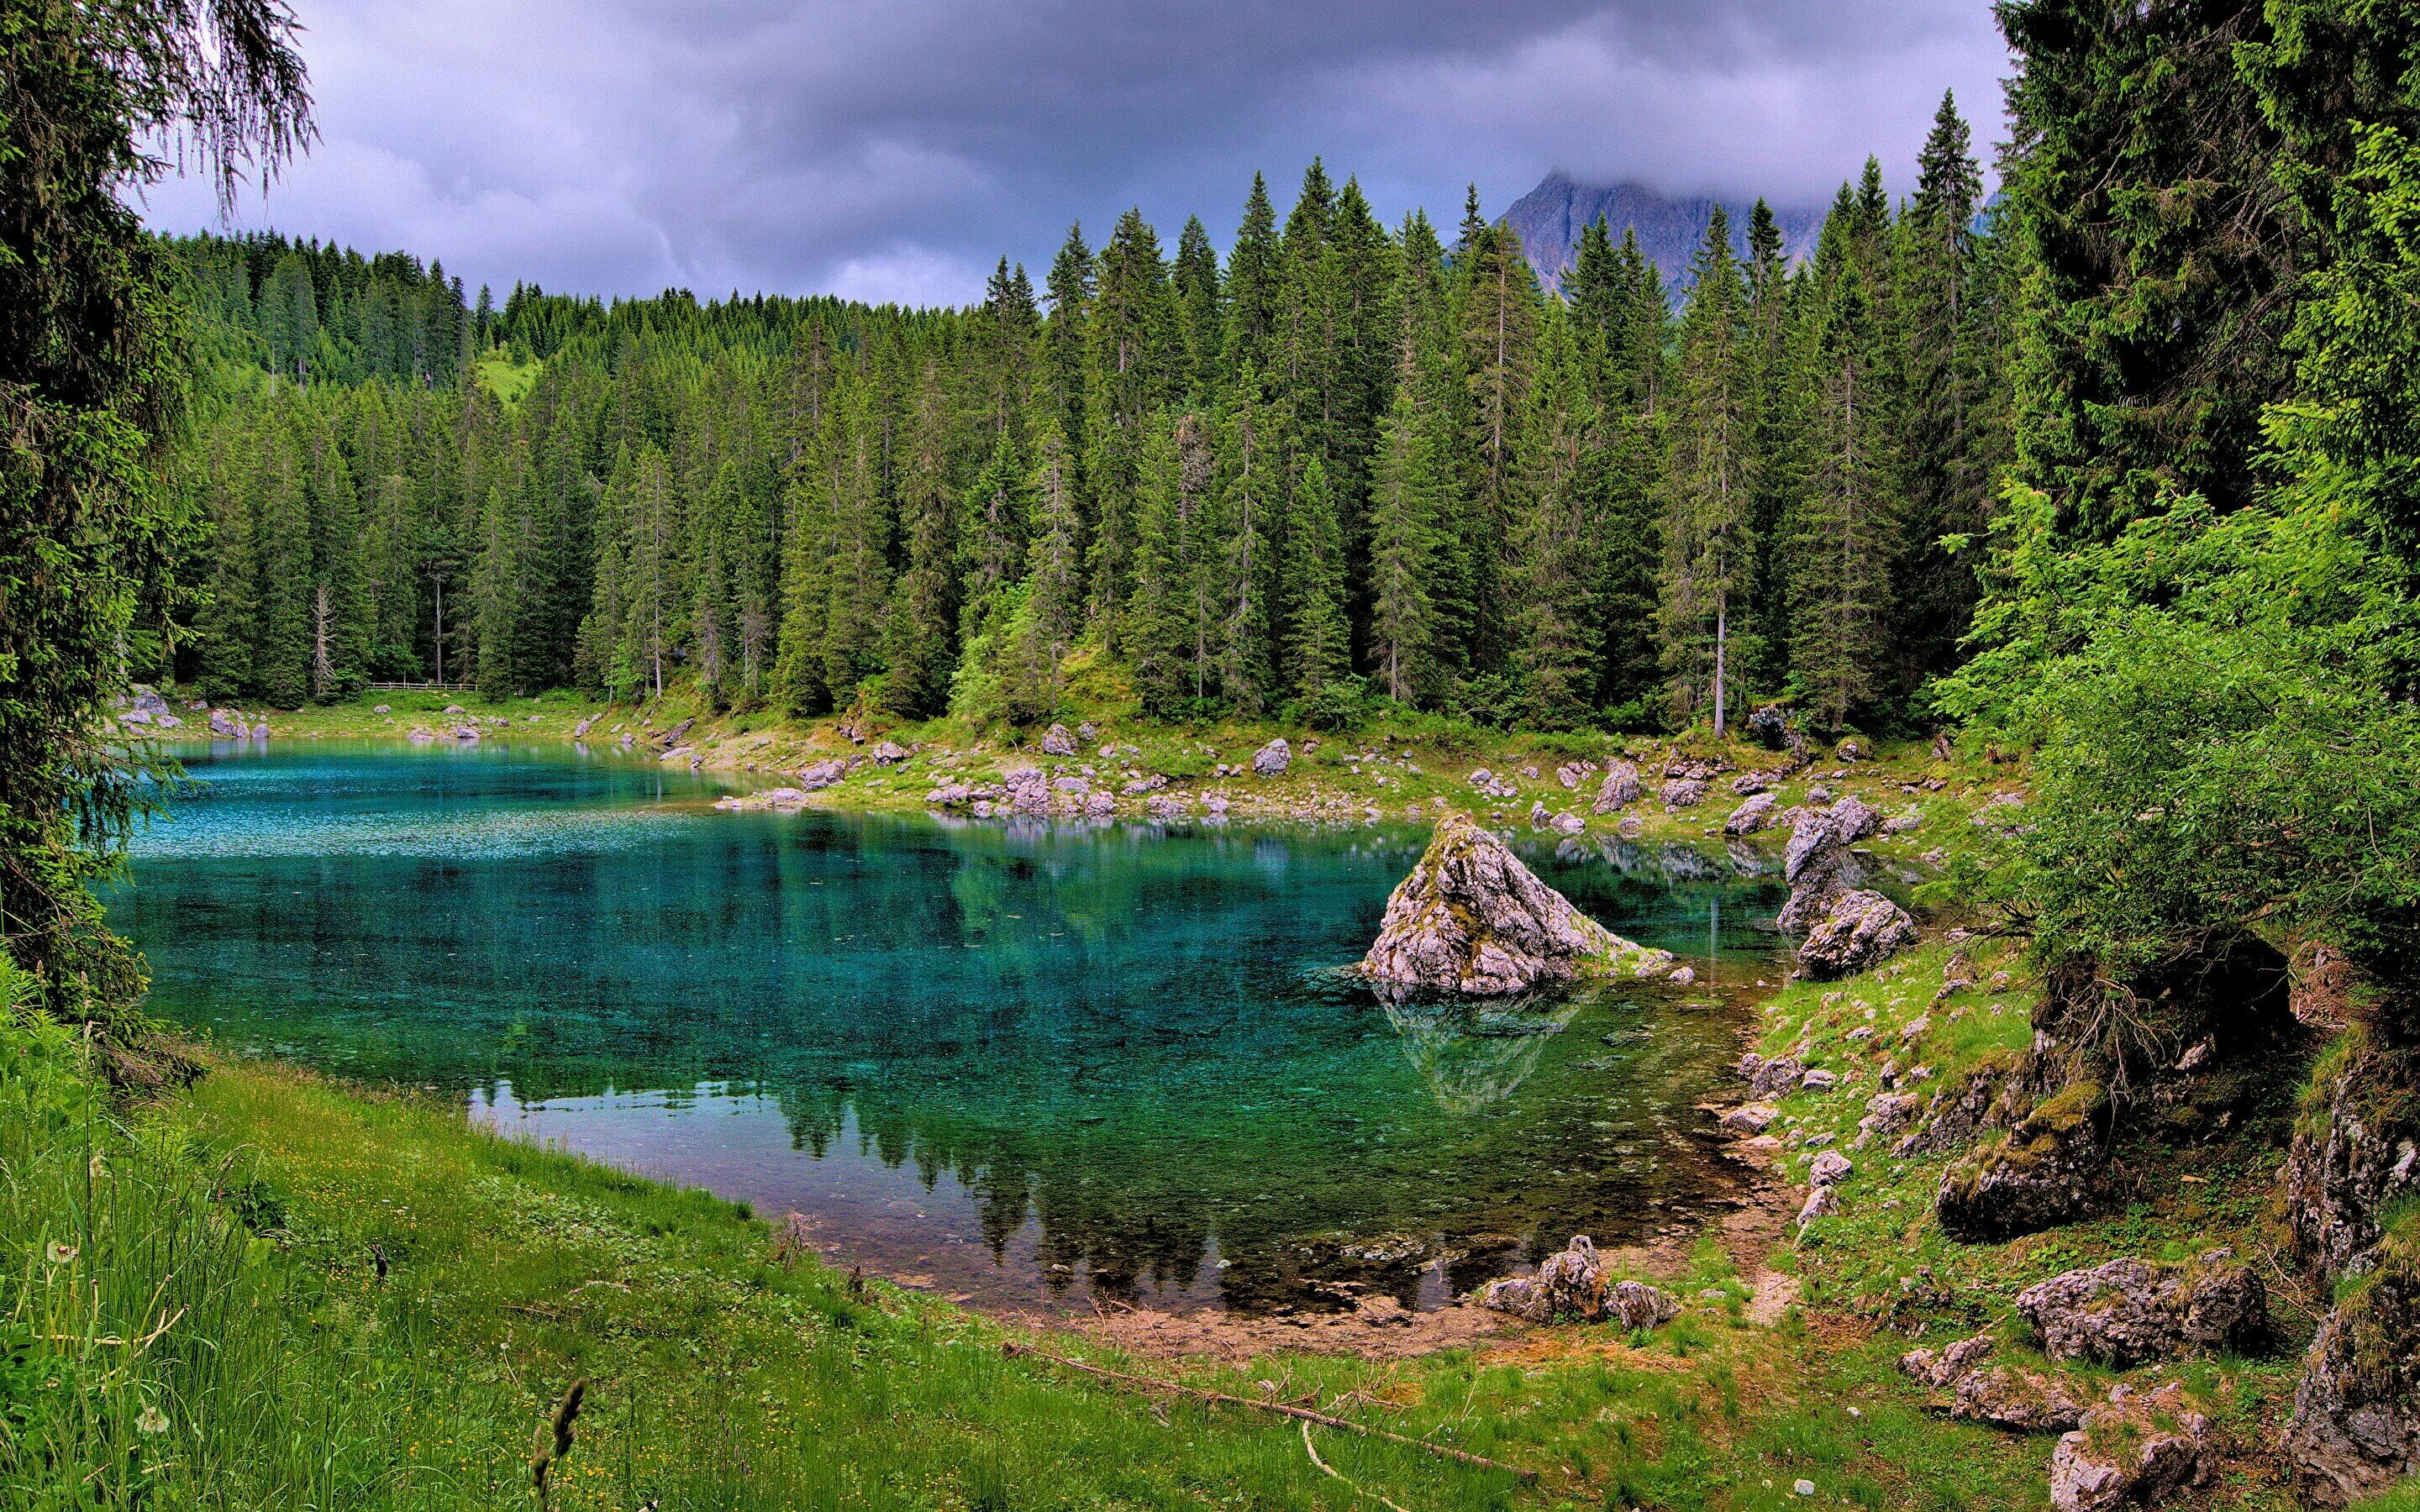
[113,742,1791,1315]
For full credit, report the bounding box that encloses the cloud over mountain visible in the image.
[139,0,2011,306]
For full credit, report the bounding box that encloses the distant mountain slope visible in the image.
[1505,171,1824,294]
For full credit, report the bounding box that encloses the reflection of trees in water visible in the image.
[1381,993,1586,1114]
[133,798,1762,1312]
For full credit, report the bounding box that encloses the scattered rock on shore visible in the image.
[1779,797,1879,932]
[1252,738,1291,775]
[2016,1253,2266,1367]
[2048,1383,2212,1512]
[1592,761,1641,812]
[1798,890,1918,979]
[1725,792,1776,835]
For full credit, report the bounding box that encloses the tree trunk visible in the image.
[1712,600,1728,738]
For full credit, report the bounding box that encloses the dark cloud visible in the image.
[139,0,2011,306]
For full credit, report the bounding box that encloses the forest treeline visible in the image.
[165,96,2007,734]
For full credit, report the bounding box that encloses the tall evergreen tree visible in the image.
[1659,208,1755,734]
[1282,454,1349,697]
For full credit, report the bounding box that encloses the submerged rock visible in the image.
[1798,890,1918,979]
[1360,813,1646,996]
[2016,1253,2267,1367]
[716,787,811,811]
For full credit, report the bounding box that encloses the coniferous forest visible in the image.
[160,94,2009,738]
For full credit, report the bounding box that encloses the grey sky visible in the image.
[139,0,2012,307]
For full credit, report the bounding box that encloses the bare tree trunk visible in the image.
[311,584,334,700]
[1712,599,1728,739]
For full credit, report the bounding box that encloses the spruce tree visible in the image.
[1512,308,1601,726]
[1786,255,1899,729]
[1084,208,1176,641]
[1214,375,1279,711]
[1224,174,1282,375]
[1894,90,1991,686]
[883,364,960,717]
[1282,455,1348,698]
[1659,208,1754,734]
[1456,193,1541,673]
[1365,336,1439,706]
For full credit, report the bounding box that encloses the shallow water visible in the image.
[115,742,1791,1315]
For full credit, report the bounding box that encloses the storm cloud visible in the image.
[139,0,2012,307]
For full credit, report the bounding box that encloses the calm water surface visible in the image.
[115,742,1790,1315]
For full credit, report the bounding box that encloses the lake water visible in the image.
[114,742,1790,1315]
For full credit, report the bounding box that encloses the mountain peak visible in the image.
[1502,172,1823,295]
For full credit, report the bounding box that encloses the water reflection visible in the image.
[119,743,1790,1314]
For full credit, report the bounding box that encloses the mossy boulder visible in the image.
[2015,1252,2267,1366]
[2286,1025,2420,1285]
[2284,1237,2420,1504]
[1935,1079,2108,1242]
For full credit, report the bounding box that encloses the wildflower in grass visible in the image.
[137,1404,171,1435]
[45,1242,76,1265]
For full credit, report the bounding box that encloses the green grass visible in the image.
[203,684,2027,868]
[0,959,2126,1511]
[474,350,544,407]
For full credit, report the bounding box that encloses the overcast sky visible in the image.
[139,0,2012,308]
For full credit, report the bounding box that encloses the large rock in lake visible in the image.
[1362,813,1654,995]
[1778,796,1879,932]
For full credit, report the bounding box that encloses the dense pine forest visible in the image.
[161,95,2008,737]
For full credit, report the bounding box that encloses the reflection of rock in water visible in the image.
[1383,994,1586,1113]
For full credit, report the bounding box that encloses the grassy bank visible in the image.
[5,958,2105,1512]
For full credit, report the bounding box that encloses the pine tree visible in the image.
[1659,207,1755,735]
[1512,307,1600,726]
[1282,455,1348,697]
[1084,208,1176,641]
[1213,375,1279,711]
[1786,255,1899,729]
